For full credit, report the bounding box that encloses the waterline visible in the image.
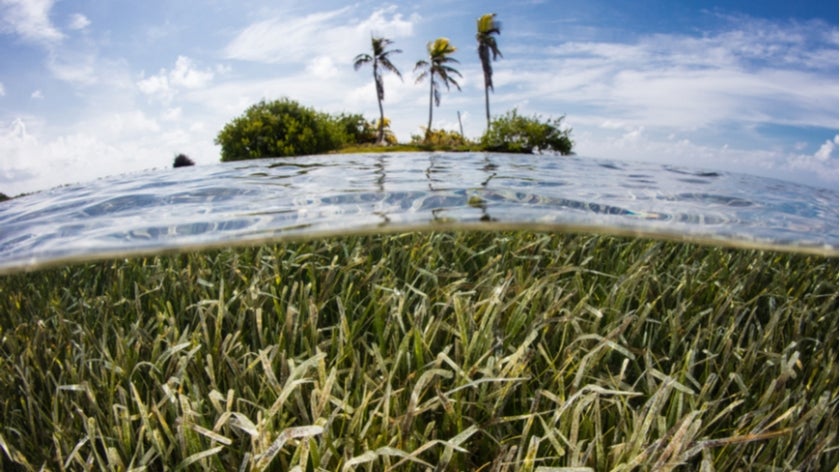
[0,152,836,274]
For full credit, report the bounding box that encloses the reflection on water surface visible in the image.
[0,152,836,273]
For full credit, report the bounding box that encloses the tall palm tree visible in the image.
[354,36,403,144]
[414,37,462,138]
[477,13,502,131]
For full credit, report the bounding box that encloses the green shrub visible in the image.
[329,113,376,145]
[480,109,573,154]
[411,128,471,148]
[371,118,398,145]
[215,99,346,161]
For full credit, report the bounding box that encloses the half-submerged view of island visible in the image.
[0,9,837,472]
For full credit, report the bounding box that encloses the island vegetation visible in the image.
[414,37,463,138]
[477,13,503,129]
[214,98,574,161]
[353,36,404,145]
[216,12,574,162]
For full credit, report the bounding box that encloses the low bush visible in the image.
[480,109,574,154]
[215,99,348,161]
[411,128,472,148]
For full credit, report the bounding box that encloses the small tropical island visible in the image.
[215,14,573,162]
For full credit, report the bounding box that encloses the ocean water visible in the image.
[0,152,837,470]
[0,152,836,274]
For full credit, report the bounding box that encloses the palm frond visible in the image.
[477,13,502,36]
[380,59,403,80]
[440,74,461,92]
[485,38,501,60]
[440,65,462,77]
[414,59,430,77]
[353,54,373,70]
[428,37,457,58]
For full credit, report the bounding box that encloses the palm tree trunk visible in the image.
[377,97,385,144]
[484,85,491,131]
[373,63,385,145]
[427,77,434,140]
[373,63,385,144]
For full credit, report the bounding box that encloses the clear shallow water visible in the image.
[0,152,836,274]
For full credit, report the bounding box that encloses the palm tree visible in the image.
[477,13,502,131]
[414,37,462,139]
[354,36,403,144]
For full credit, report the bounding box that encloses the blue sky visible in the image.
[0,0,837,195]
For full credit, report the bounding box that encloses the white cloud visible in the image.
[224,8,350,63]
[223,6,417,65]
[599,120,625,130]
[169,56,213,88]
[30,89,43,99]
[137,74,168,96]
[47,50,97,84]
[138,56,214,102]
[576,126,838,189]
[814,134,839,162]
[2,4,107,86]
[0,114,219,196]
[101,111,160,137]
[162,107,182,121]
[509,17,838,133]
[621,126,644,142]
[0,82,5,96]
[67,13,90,31]
[306,56,339,78]
[0,0,63,45]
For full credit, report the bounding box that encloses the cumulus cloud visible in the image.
[162,107,182,121]
[0,2,104,85]
[67,13,90,31]
[2,3,107,87]
[0,82,5,96]
[31,89,43,99]
[169,56,214,88]
[0,113,219,196]
[306,56,339,78]
[814,134,839,161]
[136,74,167,96]
[100,111,160,137]
[137,56,214,102]
[46,50,97,84]
[0,0,63,45]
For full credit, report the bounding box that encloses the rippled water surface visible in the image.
[0,152,836,273]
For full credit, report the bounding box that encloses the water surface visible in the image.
[0,152,836,274]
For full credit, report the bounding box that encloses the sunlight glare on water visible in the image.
[0,152,836,273]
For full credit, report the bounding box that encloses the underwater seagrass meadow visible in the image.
[0,230,837,470]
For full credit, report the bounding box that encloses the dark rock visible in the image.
[173,154,195,168]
